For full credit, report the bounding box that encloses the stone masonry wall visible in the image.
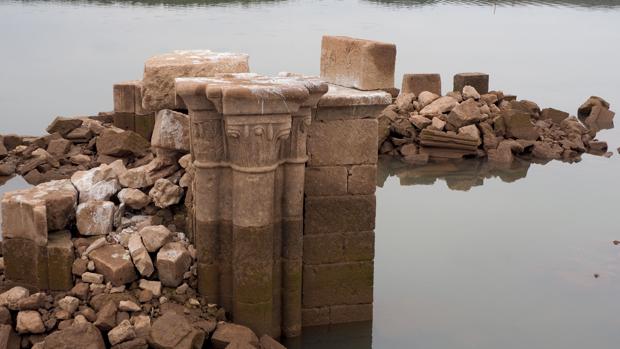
[301,84,391,327]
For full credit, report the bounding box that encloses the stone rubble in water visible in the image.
[379,77,614,167]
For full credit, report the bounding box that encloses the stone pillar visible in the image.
[177,74,326,338]
[302,84,391,327]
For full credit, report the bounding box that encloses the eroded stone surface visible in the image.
[76,201,116,236]
[151,110,190,152]
[90,244,137,286]
[156,242,192,287]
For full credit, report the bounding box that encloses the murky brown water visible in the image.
[1,0,620,348]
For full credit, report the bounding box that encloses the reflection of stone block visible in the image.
[307,119,378,166]
[304,166,348,196]
[402,73,441,95]
[47,231,75,291]
[143,50,249,111]
[302,261,374,308]
[453,72,489,94]
[3,238,48,290]
[304,195,375,235]
[320,36,396,90]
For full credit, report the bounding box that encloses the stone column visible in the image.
[177,74,324,338]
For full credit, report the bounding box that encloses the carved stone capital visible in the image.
[225,114,292,170]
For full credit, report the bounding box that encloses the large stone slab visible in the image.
[47,231,75,291]
[302,261,374,308]
[307,119,378,166]
[1,179,77,245]
[151,110,190,152]
[320,35,396,91]
[304,195,376,235]
[142,50,249,111]
[453,72,489,94]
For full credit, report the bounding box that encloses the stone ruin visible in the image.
[0,34,615,348]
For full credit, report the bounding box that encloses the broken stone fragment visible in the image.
[409,114,432,129]
[501,109,540,141]
[540,108,569,124]
[139,280,162,297]
[148,312,205,349]
[97,129,151,158]
[431,117,446,131]
[420,96,458,115]
[417,91,440,108]
[128,234,154,277]
[578,96,610,118]
[46,138,72,157]
[119,300,141,312]
[82,271,104,284]
[211,323,258,349]
[76,201,116,236]
[71,165,121,203]
[532,142,563,160]
[46,117,83,137]
[16,293,46,311]
[583,105,615,131]
[90,244,137,287]
[156,242,192,287]
[149,178,183,208]
[44,323,106,349]
[58,296,80,315]
[459,124,481,144]
[394,93,416,113]
[151,110,190,152]
[447,99,483,128]
[139,225,173,253]
[320,35,396,91]
[16,311,45,334]
[108,319,136,346]
[94,301,118,331]
[462,85,480,100]
[419,128,480,151]
[118,188,151,210]
[0,287,29,310]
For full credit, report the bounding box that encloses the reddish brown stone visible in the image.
[90,244,137,287]
[401,73,441,95]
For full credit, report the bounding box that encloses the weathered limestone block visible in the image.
[149,178,183,209]
[71,165,120,203]
[138,225,173,253]
[16,310,45,334]
[447,98,483,128]
[453,72,489,94]
[304,166,348,196]
[46,117,83,137]
[1,179,77,245]
[151,109,190,152]
[304,195,376,235]
[502,109,540,141]
[401,73,441,95]
[47,231,75,291]
[76,201,116,236]
[3,238,48,289]
[302,261,374,308]
[90,244,137,286]
[147,312,205,349]
[540,108,569,124]
[320,35,396,90]
[142,50,249,111]
[114,81,140,114]
[96,129,151,157]
[315,85,391,121]
[43,323,106,349]
[348,165,376,195]
[304,231,375,265]
[211,323,258,349]
[156,242,192,287]
[307,119,378,166]
[128,234,154,277]
[118,188,151,210]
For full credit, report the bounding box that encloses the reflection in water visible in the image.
[378,155,532,191]
[14,0,620,8]
[283,321,372,349]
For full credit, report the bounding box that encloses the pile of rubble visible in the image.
[379,74,615,165]
[0,110,286,348]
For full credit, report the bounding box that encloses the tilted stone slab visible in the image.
[143,50,249,111]
[320,35,396,91]
[1,179,77,246]
[90,244,137,287]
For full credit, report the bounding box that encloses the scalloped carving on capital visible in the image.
[282,111,312,161]
[225,115,292,169]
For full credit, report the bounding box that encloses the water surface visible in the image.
[1,1,619,348]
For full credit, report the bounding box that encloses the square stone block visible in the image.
[135,114,155,141]
[142,50,249,111]
[47,231,75,291]
[3,238,48,290]
[330,304,373,324]
[304,231,375,265]
[302,261,374,308]
[113,81,139,114]
[320,36,396,91]
[453,73,489,94]
[90,244,137,287]
[348,165,377,195]
[302,307,329,327]
[304,195,375,235]
[307,119,378,166]
[304,166,348,196]
[152,109,190,152]
[401,73,442,95]
[113,113,135,132]
[316,85,392,121]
